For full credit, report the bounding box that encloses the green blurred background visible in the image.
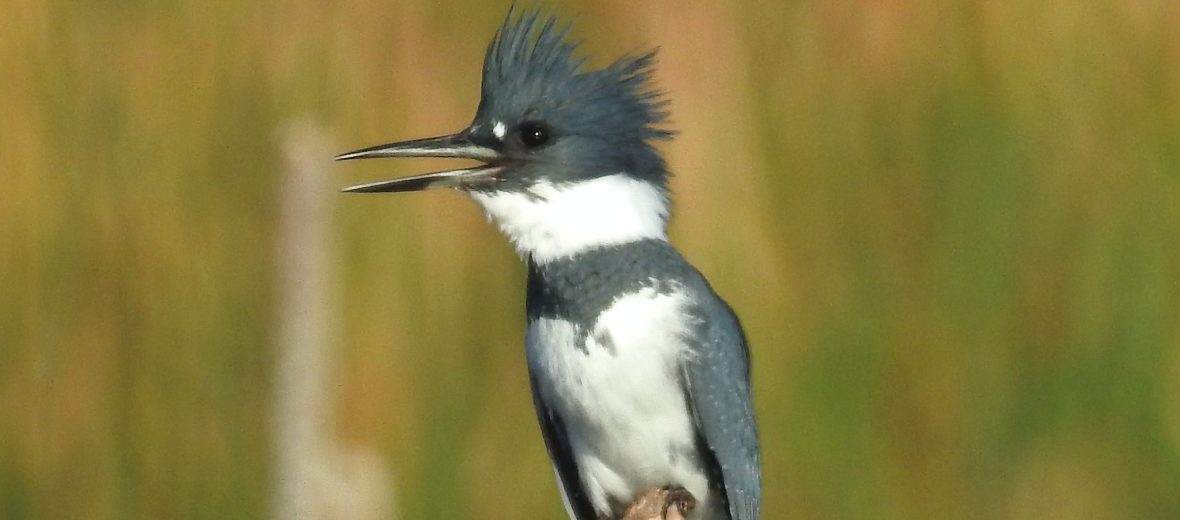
[4,0,1180,518]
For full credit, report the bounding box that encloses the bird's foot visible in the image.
[620,486,697,520]
[662,486,696,518]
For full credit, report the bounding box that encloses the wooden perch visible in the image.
[618,487,696,520]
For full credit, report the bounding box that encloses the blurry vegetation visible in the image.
[2,0,1179,518]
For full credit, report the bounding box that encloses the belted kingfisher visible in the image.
[337,8,760,520]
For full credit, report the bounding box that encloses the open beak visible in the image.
[335,131,506,192]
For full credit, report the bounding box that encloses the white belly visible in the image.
[527,287,713,516]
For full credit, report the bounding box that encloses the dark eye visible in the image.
[519,121,552,148]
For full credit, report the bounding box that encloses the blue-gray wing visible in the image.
[680,288,761,520]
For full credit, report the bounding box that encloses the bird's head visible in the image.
[338,8,675,262]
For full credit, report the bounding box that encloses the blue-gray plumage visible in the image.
[336,7,760,519]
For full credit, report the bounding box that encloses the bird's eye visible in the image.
[519,121,552,149]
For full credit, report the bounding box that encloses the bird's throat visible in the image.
[468,174,669,264]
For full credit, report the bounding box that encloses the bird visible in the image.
[336,7,760,520]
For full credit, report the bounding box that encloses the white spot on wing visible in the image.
[468,174,668,263]
[493,121,507,140]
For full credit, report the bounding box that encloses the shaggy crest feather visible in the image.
[476,8,673,184]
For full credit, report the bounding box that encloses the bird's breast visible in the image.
[527,285,712,515]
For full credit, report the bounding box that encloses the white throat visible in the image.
[468,174,669,263]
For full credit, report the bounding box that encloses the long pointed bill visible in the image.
[341,164,506,193]
[335,132,505,192]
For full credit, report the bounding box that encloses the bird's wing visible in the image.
[530,372,598,520]
[679,293,761,520]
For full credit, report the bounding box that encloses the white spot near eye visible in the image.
[493,121,507,140]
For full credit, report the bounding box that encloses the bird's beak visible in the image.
[335,131,507,192]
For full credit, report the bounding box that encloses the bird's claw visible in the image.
[619,486,697,520]
[661,486,696,517]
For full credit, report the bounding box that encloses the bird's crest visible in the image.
[480,8,673,145]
